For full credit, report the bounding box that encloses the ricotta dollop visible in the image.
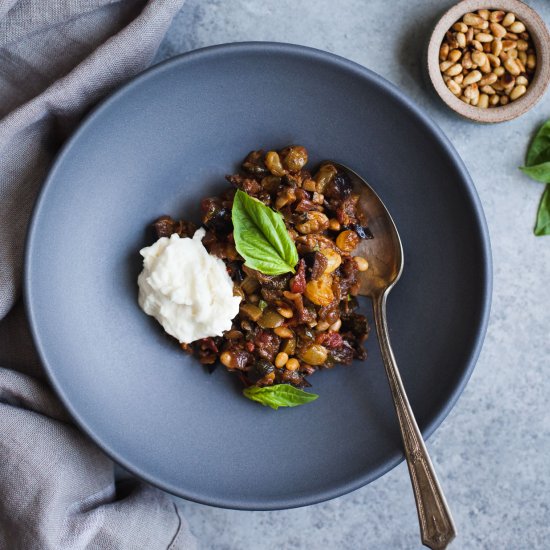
[137,228,241,343]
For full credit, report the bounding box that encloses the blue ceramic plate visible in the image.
[25,43,491,510]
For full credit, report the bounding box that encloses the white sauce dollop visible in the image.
[137,228,241,343]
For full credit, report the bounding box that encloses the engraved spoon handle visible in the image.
[373,292,456,550]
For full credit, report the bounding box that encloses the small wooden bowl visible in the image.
[427,0,550,123]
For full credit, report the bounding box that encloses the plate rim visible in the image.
[24,41,493,511]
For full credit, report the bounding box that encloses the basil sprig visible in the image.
[243,384,319,410]
[520,119,550,236]
[232,189,299,275]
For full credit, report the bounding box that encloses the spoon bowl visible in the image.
[331,162,404,297]
[328,162,457,550]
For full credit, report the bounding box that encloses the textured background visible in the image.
[154,1,550,548]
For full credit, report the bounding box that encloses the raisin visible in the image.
[325,171,353,199]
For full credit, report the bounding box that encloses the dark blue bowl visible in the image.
[25,42,491,510]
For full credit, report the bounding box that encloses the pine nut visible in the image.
[505,32,518,41]
[463,13,484,27]
[275,352,289,368]
[460,95,471,105]
[500,95,509,105]
[487,53,501,67]
[456,32,466,48]
[508,49,518,60]
[504,58,521,76]
[493,66,505,76]
[277,307,293,318]
[448,49,462,63]
[480,60,492,74]
[478,9,490,21]
[439,43,450,61]
[480,85,496,95]
[453,74,464,85]
[516,75,528,86]
[471,51,487,67]
[445,63,463,77]
[453,22,468,33]
[463,70,482,86]
[517,39,529,51]
[315,321,330,331]
[478,94,489,108]
[490,23,506,38]
[328,218,341,231]
[489,94,500,106]
[502,40,516,51]
[471,40,483,51]
[462,51,473,70]
[448,38,460,50]
[491,39,503,56]
[480,73,498,86]
[509,21,525,33]
[510,85,527,101]
[476,33,493,43]
[447,80,461,95]
[464,84,477,99]
[286,358,299,371]
[518,51,527,64]
[466,27,474,42]
[489,11,505,23]
[274,326,293,338]
[502,13,515,27]
[353,256,369,271]
[501,74,515,89]
[527,53,536,70]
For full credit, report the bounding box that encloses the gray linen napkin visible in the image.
[0,1,198,548]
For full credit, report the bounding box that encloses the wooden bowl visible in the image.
[427,0,550,123]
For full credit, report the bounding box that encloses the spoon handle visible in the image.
[373,293,456,550]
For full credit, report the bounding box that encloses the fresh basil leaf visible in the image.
[243,384,319,410]
[534,185,550,236]
[520,162,550,184]
[525,119,550,167]
[232,189,299,275]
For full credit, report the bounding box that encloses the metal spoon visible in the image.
[329,162,456,550]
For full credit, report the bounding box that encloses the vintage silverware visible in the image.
[330,162,456,550]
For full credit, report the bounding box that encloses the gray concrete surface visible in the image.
[154,1,550,548]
